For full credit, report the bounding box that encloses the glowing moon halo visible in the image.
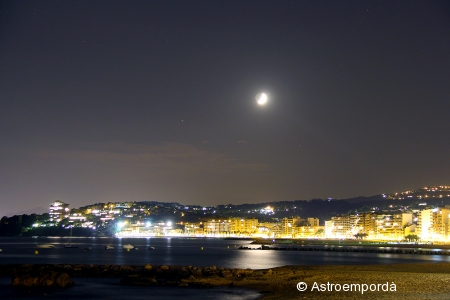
[256,93,268,105]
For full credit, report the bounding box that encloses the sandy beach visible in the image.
[234,263,450,299]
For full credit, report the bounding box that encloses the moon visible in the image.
[256,93,268,105]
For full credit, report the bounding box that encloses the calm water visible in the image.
[1,237,449,268]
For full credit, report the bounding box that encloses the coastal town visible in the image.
[6,186,443,242]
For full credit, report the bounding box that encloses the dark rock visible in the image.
[243,269,254,276]
[120,265,134,272]
[160,265,170,271]
[176,267,190,278]
[157,266,172,277]
[55,273,74,287]
[202,268,216,277]
[190,268,203,276]
[112,265,121,271]
[251,271,264,277]
[232,268,253,277]
[220,270,233,278]
[12,272,74,288]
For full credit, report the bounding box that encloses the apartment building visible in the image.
[49,200,69,223]
[203,219,232,235]
[230,218,258,234]
[417,207,450,240]
[328,212,412,239]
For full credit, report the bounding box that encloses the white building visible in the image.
[49,200,69,223]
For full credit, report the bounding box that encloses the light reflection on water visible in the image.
[1,237,450,268]
[227,248,450,269]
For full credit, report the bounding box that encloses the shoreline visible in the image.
[2,262,450,299]
[24,235,450,249]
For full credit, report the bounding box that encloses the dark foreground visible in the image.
[2,263,450,299]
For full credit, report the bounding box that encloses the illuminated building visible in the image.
[307,218,320,227]
[417,207,450,240]
[375,213,411,239]
[49,200,69,223]
[204,219,231,235]
[230,218,258,235]
[328,212,412,239]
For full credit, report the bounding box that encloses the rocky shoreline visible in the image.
[2,263,261,287]
[2,262,450,299]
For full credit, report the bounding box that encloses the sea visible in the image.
[1,237,449,299]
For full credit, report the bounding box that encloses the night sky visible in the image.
[1,1,450,216]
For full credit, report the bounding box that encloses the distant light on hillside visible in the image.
[260,206,274,215]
